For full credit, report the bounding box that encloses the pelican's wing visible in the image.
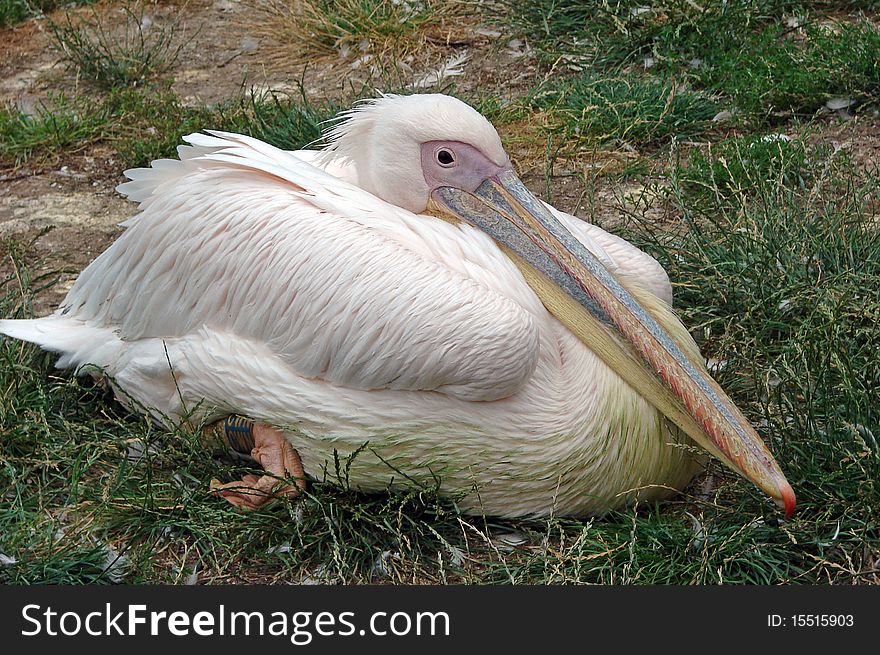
[59,132,541,402]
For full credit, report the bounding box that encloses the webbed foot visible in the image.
[204,417,306,510]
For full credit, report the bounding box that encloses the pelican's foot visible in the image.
[207,418,306,510]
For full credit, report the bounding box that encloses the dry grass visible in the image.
[240,0,477,83]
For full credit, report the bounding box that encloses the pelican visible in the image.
[0,94,795,517]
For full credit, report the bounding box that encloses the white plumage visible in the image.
[0,95,701,517]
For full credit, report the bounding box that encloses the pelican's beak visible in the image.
[427,170,796,517]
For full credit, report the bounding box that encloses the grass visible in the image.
[618,144,880,584]
[499,0,803,69]
[698,22,880,119]
[0,85,340,170]
[0,0,94,28]
[45,3,186,88]
[243,0,465,69]
[0,89,203,169]
[528,73,718,148]
[219,89,341,153]
[2,0,879,585]
[674,134,811,200]
[0,92,111,166]
[110,85,340,169]
[504,1,880,123]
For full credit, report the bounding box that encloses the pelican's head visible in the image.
[325,94,796,516]
[321,94,512,212]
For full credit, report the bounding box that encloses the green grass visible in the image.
[501,1,880,69]
[0,0,94,28]
[674,134,811,200]
[504,1,880,123]
[105,87,220,167]
[110,86,338,167]
[219,89,341,154]
[500,0,803,69]
[618,144,880,583]
[529,73,718,148]
[0,92,111,166]
[0,85,340,170]
[698,23,880,119]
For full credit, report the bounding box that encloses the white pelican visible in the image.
[0,94,795,517]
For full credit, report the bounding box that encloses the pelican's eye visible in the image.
[436,147,455,167]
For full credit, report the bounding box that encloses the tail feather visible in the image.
[0,317,119,369]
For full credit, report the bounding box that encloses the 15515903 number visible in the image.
[790,614,854,627]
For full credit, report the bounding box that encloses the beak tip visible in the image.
[774,482,796,518]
